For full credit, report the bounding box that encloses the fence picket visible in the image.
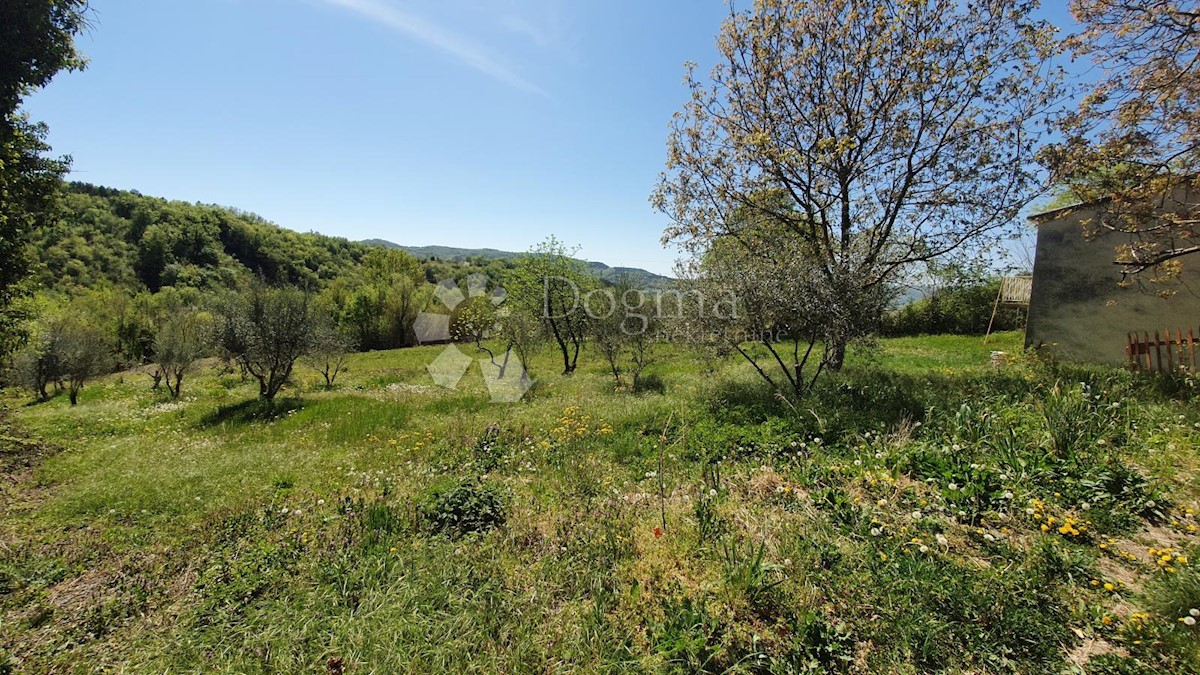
[1125,327,1200,375]
[1191,328,1197,371]
[1166,328,1175,371]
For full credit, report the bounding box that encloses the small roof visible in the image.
[1026,198,1105,223]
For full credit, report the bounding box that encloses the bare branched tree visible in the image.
[305,319,356,389]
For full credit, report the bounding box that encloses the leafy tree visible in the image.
[882,280,1026,336]
[506,237,593,375]
[450,295,497,348]
[12,320,63,401]
[0,1,89,356]
[323,248,430,350]
[676,217,890,399]
[365,249,427,348]
[220,286,314,402]
[54,315,112,405]
[0,1,89,115]
[653,0,1061,369]
[33,183,375,295]
[115,293,157,369]
[154,308,210,398]
[1041,1,1200,282]
[493,305,542,379]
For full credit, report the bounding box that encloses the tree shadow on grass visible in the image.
[198,397,304,428]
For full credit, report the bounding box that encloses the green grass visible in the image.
[1,331,1199,673]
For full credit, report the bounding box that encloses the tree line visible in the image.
[6,235,676,405]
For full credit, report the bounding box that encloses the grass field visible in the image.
[2,331,1199,673]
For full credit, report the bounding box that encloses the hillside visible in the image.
[35,186,672,295]
[38,183,370,292]
[364,240,674,288]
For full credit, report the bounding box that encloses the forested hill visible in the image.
[37,184,669,294]
[362,243,673,288]
[37,183,370,292]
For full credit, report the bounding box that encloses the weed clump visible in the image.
[419,479,508,537]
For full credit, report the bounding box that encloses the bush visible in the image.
[634,372,665,395]
[881,278,1024,336]
[419,479,508,537]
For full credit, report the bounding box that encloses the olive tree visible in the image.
[674,214,891,399]
[493,305,542,379]
[12,324,62,401]
[654,0,1062,369]
[219,287,314,402]
[154,309,210,398]
[56,316,112,405]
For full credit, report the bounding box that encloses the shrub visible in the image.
[419,479,508,537]
[634,372,666,395]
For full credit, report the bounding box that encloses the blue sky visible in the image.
[26,0,1078,276]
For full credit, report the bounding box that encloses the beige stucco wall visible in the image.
[1025,200,1200,366]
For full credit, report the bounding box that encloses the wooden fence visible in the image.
[1126,328,1200,374]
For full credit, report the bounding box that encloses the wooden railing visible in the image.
[1126,328,1200,374]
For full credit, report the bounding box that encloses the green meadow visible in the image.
[2,332,1199,673]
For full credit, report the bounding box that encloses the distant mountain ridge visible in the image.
[361,240,674,288]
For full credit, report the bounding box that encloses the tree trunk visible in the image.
[570,339,581,373]
[496,350,511,379]
[825,339,847,372]
[608,358,622,387]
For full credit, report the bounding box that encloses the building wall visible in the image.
[1026,202,1200,366]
